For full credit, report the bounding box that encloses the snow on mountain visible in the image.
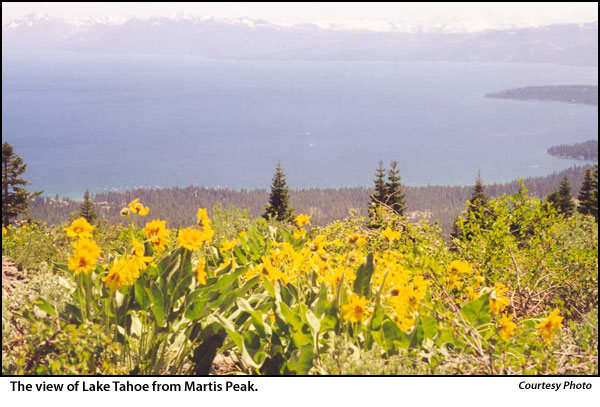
[2,14,597,66]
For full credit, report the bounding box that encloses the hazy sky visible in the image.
[2,2,598,28]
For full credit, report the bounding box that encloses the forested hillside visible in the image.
[29,166,590,233]
[548,140,598,160]
[486,85,598,105]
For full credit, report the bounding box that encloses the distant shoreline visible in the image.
[486,85,598,105]
[547,139,599,161]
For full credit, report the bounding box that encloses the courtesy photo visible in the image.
[2,2,598,375]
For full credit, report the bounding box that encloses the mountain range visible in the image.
[2,13,598,65]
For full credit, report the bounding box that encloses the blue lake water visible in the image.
[2,53,598,197]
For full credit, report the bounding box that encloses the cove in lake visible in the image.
[2,53,598,197]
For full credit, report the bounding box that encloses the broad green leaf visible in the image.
[353,253,375,299]
[134,279,151,309]
[460,293,491,327]
[420,315,438,340]
[129,311,142,337]
[34,298,57,317]
[146,283,165,326]
[314,283,328,318]
[286,345,315,375]
[278,302,312,348]
[185,299,207,320]
[304,308,321,337]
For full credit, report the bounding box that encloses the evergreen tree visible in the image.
[385,160,406,215]
[451,171,489,240]
[263,162,293,222]
[368,160,387,223]
[79,188,97,224]
[546,190,561,211]
[546,176,575,216]
[577,168,595,216]
[2,142,40,227]
[470,171,488,207]
[370,160,387,206]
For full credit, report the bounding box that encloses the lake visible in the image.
[2,53,598,197]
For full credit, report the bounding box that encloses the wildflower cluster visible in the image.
[65,218,101,275]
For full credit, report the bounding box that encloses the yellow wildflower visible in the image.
[465,286,477,300]
[177,228,211,251]
[219,238,238,254]
[535,309,563,341]
[128,198,149,216]
[381,227,401,242]
[197,208,211,228]
[398,317,415,332]
[103,257,139,290]
[67,238,101,275]
[347,232,367,246]
[293,228,307,240]
[447,260,472,275]
[196,257,207,285]
[294,213,311,228]
[489,282,510,314]
[131,238,153,271]
[448,274,463,290]
[64,217,95,239]
[307,235,325,251]
[142,220,171,253]
[260,256,287,285]
[342,293,369,323]
[499,312,517,341]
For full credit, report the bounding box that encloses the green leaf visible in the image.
[320,303,338,333]
[146,283,165,326]
[185,299,207,320]
[382,319,410,351]
[371,305,384,331]
[353,253,375,299]
[314,283,328,318]
[420,315,438,340]
[263,278,275,298]
[279,283,293,305]
[237,298,271,337]
[304,308,321,337]
[52,262,69,273]
[215,315,263,370]
[134,279,151,309]
[34,298,57,317]
[286,345,314,375]
[460,293,491,327]
[278,302,312,348]
[129,311,142,337]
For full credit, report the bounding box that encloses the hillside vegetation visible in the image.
[548,140,598,161]
[29,166,591,234]
[3,182,597,375]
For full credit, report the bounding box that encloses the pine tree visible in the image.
[370,160,387,207]
[577,168,595,216]
[385,160,406,215]
[470,171,488,207]
[547,176,575,216]
[452,171,489,240]
[2,142,40,227]
[546,190,561,211]
[79,188,97,224]
[263,162,293,222]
